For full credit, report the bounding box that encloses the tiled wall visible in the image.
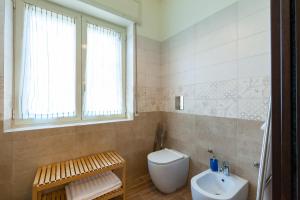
[159,1,270,199]
[0,112,161,199]
[162,113,263,200]
[136,36,161,112]
[160,0,270,121]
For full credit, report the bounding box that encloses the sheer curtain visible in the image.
[19,4,76,120]
[84,23,124,117]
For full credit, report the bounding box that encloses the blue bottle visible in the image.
[210,156,218,172]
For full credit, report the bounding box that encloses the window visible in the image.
[83,22,125,118]
[13,0,127,127]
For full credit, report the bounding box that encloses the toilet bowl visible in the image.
[147,148,189,193]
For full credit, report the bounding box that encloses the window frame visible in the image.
[81,15,127,122]
[13,0,127,127]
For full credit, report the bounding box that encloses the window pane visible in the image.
[84,23,124,117]
[19,4,76,119]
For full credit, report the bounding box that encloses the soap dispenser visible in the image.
[208,149,218,172]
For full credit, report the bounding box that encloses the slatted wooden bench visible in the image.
[32,151,126,200]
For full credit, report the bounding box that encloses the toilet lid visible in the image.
[147,148,185,165]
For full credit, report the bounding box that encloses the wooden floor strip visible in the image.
[126,178,191,200]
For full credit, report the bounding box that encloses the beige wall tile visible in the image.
[162,112,262,200]
[0,112,160,200]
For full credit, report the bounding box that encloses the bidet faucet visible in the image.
[220,161,230,176]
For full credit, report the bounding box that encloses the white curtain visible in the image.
[84,23,124,117]
[20,4,76,119]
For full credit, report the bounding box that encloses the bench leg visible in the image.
[32,188,42,200]
[122,163,127,200]
[32,188,37,200]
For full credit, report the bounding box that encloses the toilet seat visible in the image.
[147,148,186,165]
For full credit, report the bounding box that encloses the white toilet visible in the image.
[147,148,189,193]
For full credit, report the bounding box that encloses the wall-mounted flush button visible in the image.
[175,96,184,110]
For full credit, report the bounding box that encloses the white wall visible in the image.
[137,0,161,41]
[91,0,161,41]
[95,0,242,41]
[160,0,240,40]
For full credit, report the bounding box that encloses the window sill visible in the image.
[4,117,134,133]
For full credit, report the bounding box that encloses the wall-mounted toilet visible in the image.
[147,148,189,193]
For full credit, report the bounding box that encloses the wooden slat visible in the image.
[111,152,123,163]
[94,154,105,168]
[91,155,101,169]
[60,190,65,200]
[100,153,111,166]
[77,159,84,173]
[50,164,56,182]
[59,191,64,200]
[107,152,118,164]
[39,166,47,185]
[88,156,97,170]
[84,157,93,171]
[61,162,66,179]
[65,161,71,178]
[56,163,61,181]
[46,193,51,200]
[33,167,42,185]
[97,154,108,167]
[80,158,89,172]
[51,191,57,200]
[69,160,75,176]
[45,165,52,183]
[110,152,121,163]
[73,159,80,175]
[102,153,112,165]
[105,152,115,164]
[113,152,125,163]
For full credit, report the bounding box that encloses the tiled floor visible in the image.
[126,176,192,200]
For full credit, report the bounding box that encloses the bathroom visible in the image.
[1,0,297,199]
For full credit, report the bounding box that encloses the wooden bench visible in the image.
[32,151,126,200]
